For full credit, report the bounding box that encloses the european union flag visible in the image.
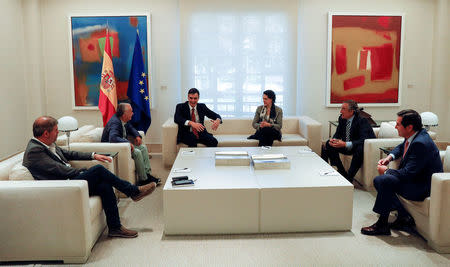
[127,32,151,133]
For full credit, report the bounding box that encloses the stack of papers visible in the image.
[173,168,192,173]
[215,151,248,156]
[215,151,250,166]
[251,154,290,169]
[251,154,287,160]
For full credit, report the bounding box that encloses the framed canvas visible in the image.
[326,12,404,107]
[68,14,151,110]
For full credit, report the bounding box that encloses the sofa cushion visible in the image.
[76,127,103,143]
[282,118,299,134]
[56,125,96,146]
[9,162,34,181]
[275,134,307,146]
[89,196,103,223]
[378,121,399,138]
[0,152,24,181]
[398,195,430,217]
[443,147,450,172]
[216,135,259,147]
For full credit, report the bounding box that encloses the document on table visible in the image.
[173,167,192,173]
[319,170,339,176]
[298,147,313,153]
[181,150,195,155]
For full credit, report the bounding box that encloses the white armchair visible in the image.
[397,146,450,253]
[0,153,114,263]
[56,126,147,186]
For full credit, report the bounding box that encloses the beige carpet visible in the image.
[8,154,450,266]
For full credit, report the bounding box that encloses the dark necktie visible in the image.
[345,120,351,141]
[191,108,199,139]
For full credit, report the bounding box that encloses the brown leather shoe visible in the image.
[108,226,138,238]
[361,222,391,236]
[131,182,157,202]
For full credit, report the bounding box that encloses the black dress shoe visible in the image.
[137,179,152,186]
[361,222,391,236]
[390,214,415,230]
[147,174,162,185]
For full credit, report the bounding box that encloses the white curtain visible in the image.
[180,0,298,117]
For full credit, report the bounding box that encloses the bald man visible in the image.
[23,116,156,238]
[101,103,161,186]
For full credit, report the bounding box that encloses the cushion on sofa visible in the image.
[378,121,399,138]
[276,134,307,146]
[76,127,103,143]
[0,152,24,180]
[398,196,430,217]
[56,125,96,145]
[444,147,450,172]
[216,135,259,147]
[9,162,34,181]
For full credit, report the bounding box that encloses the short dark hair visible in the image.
[188,88,200,96]
[397,109,423,131]
[343,99,358,112]
[116,103,131,118]
[33,116,58,137]
[263,90,276,104]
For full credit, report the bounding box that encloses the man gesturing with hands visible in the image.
[174,88,222,147]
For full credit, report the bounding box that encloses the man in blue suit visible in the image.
[174,88,222,147]
[102,103,161,186]
[361,109,443,236]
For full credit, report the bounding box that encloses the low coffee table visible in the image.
[163,146,353,234]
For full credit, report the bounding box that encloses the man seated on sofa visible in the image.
[23,116,157,238]
[101,103,161,186]
[174,88,222,147]
[321,100,375,183]
[361,109,443,236]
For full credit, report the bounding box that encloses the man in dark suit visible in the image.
[102,103,160,185]
[321,100,376,182]
[361,109,443,235]
[174,88,222,147]
[23,116,157,238]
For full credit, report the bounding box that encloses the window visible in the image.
[181,2,297,117]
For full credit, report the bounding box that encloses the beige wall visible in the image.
[0,0,28,160]
[1,0,448,159]
[297,0,448,140]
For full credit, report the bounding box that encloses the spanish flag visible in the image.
[99,29,117,126]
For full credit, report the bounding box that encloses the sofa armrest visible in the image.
[70,160,115,174]
[162,118,178,167]
[68,143,135,184]
[360,138,403,190]
[0,180,93,262]
[298,116,322,155]
[429,172,450,250]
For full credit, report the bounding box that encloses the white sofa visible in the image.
[56,126,145,185]
[162,116,322,167]
[0,152,114,263]
[340,124,437,191]
[397,146,450,253]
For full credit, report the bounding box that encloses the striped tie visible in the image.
[345,120,351,141]
[191,108,199,139]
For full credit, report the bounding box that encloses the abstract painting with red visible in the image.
[327,13,403,106]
